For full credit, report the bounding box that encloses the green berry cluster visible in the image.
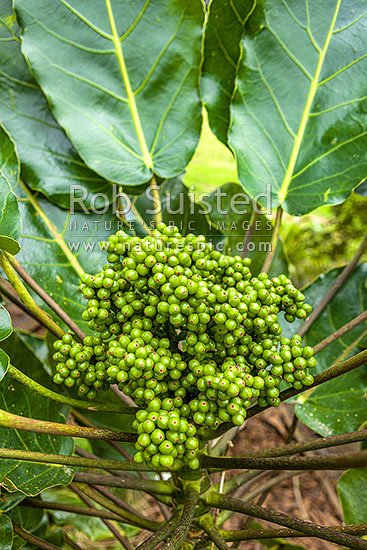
[52,223,316,470]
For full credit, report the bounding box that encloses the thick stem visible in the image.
[7,253,86,341]
[197,524,367,544]
[161,483,199,550]
[241,429,367,459]
[0,448,158,472]
[0,277,42,325]
[136,509,182,550]
[12,523,63,550]
[199,516,230,550]
[0,407,137,441]
[150,175,162,225]
[201,449,367,471]
[204,494,367,550]
[313,311,367,354]
[73,472,173,495]
[0,252,64,338]
[75,483,160,532]
[262,206,283,274]
[299,231,367,337]
[8,365,136,414]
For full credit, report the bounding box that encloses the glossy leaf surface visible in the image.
[16,0,204,186]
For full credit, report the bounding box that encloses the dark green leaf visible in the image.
[0,514,13,550]
[0,126,21,254]
[0,374,74,496]
[15,182,117,334]
[295,366,367,437]
[202,0,257,143]
[0,305,12,342]
[202,182,288,275]
[338,468,367,524]
[0,0,112,209]
[8,506,44,550]
[0,491,25,513]
[206,0,367,214]
[135,176,224,248]
[15,0,204,187]
[284,265,367,375]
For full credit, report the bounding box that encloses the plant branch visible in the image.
[69,483,132,550]
[161,483,199,550]
[201,448,367,471]
[197,524,367,544]
[136,509,182,550]
[6,253,86,340]
[0,448,161,472]
[239,429,367,459]
[150,175,162,225]
[198,515,230,550]
[313,311,367,354]
[23,498,126,522]
[0,277,42,325]
[12,523,63,550]
[204,494,367,550]
[8,365,136,413]
[201,347,367,439]
[75,483,160,532]
[73,472,173,496]
[262,206,283,273]
[0,407,137,441]
[299,230,367,337]
[0,252,64,338]
[246,346,367,420]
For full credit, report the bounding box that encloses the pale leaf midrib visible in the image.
[278,0,341,205]
[105,0,153,171]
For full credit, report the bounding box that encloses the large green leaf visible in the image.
[295,366,367,437]
[0,126,21,254]
[201,182,288,276]
[15,0,204,187]
[14,181,117,334]
[0,515,13,550]
[0,0,112,209]
[202,0,257,144]
[282,265,367,375]
[338,468,367,524]
[206,0,367,215]
[0,374,74,496]
[0,305,12,343]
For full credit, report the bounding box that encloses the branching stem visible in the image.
[12,523,63,550]
[0,407,137,441]
[0,252,64,338]
[149,175,162,225]
[161,483,199,550]
[299,230,367,337]
[204,494,367,550]
[313,311,367,354]
[0,448,161,472]
[73,472,174,496]
[8,364,136,414]
[201,448,367,471]
[6,253,86,340]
